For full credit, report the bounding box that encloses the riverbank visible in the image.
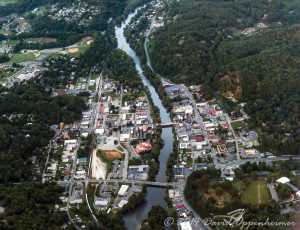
[115,3,174,229]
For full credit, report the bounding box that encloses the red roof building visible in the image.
[210,109,216,116]
[135,142,152,154]
[190,135,205,142]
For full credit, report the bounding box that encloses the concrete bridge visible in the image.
[88,179,179,187]
[57,178,180,187]
[159,122,175,128]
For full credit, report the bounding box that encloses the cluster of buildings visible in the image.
[76,78,88,90]
[0,15,31,35]
[5,62,46,88]
[168,189,193,230]
[94,183,143,210]
[92,77,155,179]
[275,177,300,202]
[128,165,149,180]
[32,1,101,27]
[70,182,84,204]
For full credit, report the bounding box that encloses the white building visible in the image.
[180,221,192,230]
[94,199,109,207]
[117,199,128,208]
[118,185,129,196]
[276,177,290,184]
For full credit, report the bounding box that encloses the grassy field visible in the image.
[90,73,99,80]
[8,53,36,64]
[25,37,58,44]
[233,180,246,191]
[231,120,243,129]
[242,180,270,205]
[0,0,17,6]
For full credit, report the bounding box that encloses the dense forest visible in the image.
[104,49,143,88]
[146,0,300,155]
[0,183,68,229]
[0,83,86,183]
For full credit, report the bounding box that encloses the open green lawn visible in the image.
[242,180,271,205]
[0,0,17,6]
[90,73,99,80]
[25,37,57,44]
[5,39,19,46]
[8,53,36,64]
[231,120,243,129]
[233,180,246,191]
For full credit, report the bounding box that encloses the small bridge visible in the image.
[159,122,175,128]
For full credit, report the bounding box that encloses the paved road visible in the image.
[58,178,178,187]
[42,125,61,183]
[177,180,212,230]
[267,182,279,202]
[225,114,240,160]
[66,139,82,230]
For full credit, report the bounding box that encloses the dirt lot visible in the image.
[68,47,79,54]
[104,150,122,160]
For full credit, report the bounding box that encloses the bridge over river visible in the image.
[57,178,181,187]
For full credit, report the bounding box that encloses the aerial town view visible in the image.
[0,0,299,230]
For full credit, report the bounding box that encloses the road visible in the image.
[66,139,82,230]
[59,178,178,187]
[225,114,240,160]
[42,125,61,183]
[177,180,212,230]
[85,72,103,227]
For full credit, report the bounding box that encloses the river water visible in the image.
[115,7,174,230]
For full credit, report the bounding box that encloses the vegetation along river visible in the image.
[115,5,174,230]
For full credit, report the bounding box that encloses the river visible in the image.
[115,6,174,230]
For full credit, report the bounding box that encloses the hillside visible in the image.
[148,0,300,155]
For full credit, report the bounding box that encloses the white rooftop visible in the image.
[276,177,290,184]
[118,185,129,196]
[180,221,192,230]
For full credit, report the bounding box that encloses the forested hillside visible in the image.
[0,83,86,183]
[149,0,300,155]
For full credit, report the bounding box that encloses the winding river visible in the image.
[115,7,174,230]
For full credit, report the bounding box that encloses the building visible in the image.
[168,189,180,199]
[180,221,192,230]
[276,177,290,185]
[295,191,300,199]
[117,199,128,208]
[94,199,109,207]
[118,185,129,196]
[128,165,149,180]
[217,144,228,156]
[135,142,152,154]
